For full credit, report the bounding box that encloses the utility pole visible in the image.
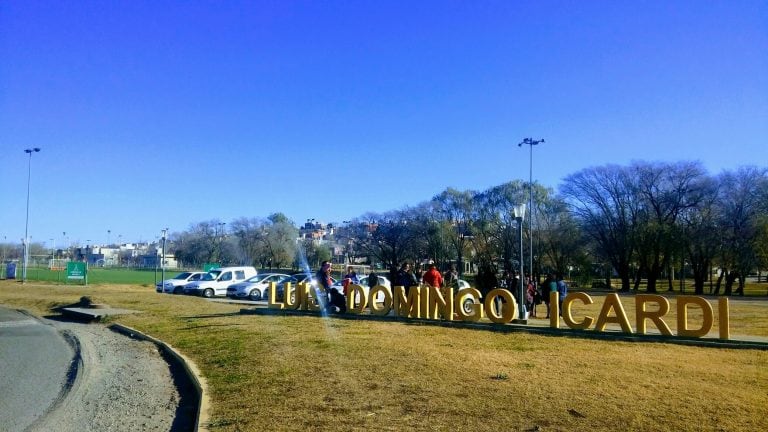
[518,138,544,279]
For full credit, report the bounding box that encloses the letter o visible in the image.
[370,285,392,316]
[484,289,515,323]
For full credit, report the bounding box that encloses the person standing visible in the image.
[342,266,360,296]
[422,263,443,288]
[368,268,379,288]
[556,273,568,317]
[317,261,345,313]
[443,264,458,290]
[542,273,554,318]
[525,275,538,318]
[397,262,418,295]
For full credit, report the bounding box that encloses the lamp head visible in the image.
[513,203,527,221]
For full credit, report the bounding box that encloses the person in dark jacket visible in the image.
[397,262,419,296]
[368,269,379,289]
[556,272,568,317]
[317,261,345,313]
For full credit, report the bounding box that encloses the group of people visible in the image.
[315,260,569,318]
[396,262,459,291]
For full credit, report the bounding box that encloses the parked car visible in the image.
[332,275,392,305]
[226,273,292,301]
[183,266,257,298]
[156,271,206,294]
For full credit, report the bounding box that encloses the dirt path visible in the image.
[28,320,196,432]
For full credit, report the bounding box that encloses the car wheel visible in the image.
[173,287,182,294]
[203,288,214,298]
[249,289,262,301]
[462,298,475,315]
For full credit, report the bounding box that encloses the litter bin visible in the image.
[6,262,17,279]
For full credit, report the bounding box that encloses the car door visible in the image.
[216,271,233,295]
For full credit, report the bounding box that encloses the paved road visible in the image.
[0,306,75,432]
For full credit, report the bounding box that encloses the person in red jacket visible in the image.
[422,263,443,288]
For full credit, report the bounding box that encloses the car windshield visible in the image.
[246,274,270,283]
[201,270,221,281]
[173,272,192,280]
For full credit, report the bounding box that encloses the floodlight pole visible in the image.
[161,228,168,284]
[22,147,41,283]
[518,138,543,280]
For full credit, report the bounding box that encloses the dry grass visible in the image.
[1,280,766,432]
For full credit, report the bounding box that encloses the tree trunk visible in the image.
[666,264,674,292]
[714,269,725,295]
[724,271,736,296]
[633,268,642,291]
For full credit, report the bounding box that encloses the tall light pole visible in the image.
[518,138,543,279]
[22,147,41,283]
[513,203,527,322]
[161,228,168,284]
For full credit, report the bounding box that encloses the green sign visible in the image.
[203,263,221,272]
[67,261,87,282]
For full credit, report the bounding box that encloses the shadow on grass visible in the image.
[177,312,247,330]
[178,312,242,320]
[239,307,768,350]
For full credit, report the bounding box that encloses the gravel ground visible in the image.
[28,320,194,432]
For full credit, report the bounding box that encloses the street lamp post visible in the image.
[513,203,527,322]
[518,138,543,279]
[22,147,41,283]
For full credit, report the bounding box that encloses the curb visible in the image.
[109,323,210,432]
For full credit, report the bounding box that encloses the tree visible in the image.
[561,165,639,291]
[631,161,710,292]
[355,210,416,282]
[230,217,268,268]
[679,176,719,294]
[474,181,528,275]
[432,188,478,278]
[716,167,768,295]
[538,196,588,279]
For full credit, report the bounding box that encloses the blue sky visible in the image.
[1,0,766,247]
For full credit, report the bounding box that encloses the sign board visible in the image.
[66,261,87,284]
[203,263,221,272]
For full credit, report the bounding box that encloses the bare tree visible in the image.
[561,165,639,291]
[680,176,720,294]
[632,161,710,292]
[716,166,768,295]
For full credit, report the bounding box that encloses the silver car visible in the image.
[156,271,206,294]
[226,273,292,301]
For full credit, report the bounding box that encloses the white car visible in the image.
[226,273,292,301]
[183,266,258,298]
[333,275,392,306]
[156,271,206,294]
